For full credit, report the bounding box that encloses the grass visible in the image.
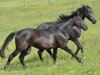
[0,0,100,75]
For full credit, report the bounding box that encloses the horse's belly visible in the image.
[36,38,56,49]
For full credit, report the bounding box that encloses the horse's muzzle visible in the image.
[83,26,88,31]
[92,20,97,24]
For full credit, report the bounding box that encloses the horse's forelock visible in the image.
[74,5,90,14]
[57,14,71,22]
[83,5,92,10]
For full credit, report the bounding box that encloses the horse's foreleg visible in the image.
[71,38,85,58]
[53,48,58,63]
[61,46,81,63]
[3,49,20,70]
[26,47,31,55]
[38,49,44,61]
[46,49,53,58]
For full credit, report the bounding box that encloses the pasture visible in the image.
[0,0,100,75]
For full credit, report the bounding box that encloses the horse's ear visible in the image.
[82,5,87,10]
[86,5,91,8]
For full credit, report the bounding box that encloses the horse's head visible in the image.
[73,14,88,31]
[83,5,96,24]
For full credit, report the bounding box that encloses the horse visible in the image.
[35,5,97,61]
[0,13,87,69]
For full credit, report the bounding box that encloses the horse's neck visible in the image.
[79,11,85,20]
[76,11,85,30]
[59,20,73,35]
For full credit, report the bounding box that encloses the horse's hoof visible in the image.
[41,59,43,62]
[53,61,56,64]
[2,67,7,70]
[1,68,6,70]
[78,59,82,64]
[2,65,8,70]
[79,60,82,64]
[22,66,27,69]
[83,56,86,59]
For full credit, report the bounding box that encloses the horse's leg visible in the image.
[19,51,27,69]
[52,48,58,63]
[61,46,81,63]
[19,46,31,69]
[25,47,31,55]
[38,49,44,61]
[71,38,85,59]
[38,49,53,61]
[3,49,20,70]
[46,49,53,58]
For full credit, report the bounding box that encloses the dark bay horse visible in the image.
[0,14,87,69]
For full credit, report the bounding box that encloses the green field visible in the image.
[0,0,100,75]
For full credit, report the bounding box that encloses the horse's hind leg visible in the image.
[19,51,27,69]
[19,46,31,69]
[38,49,44,61]
[3,49,20,70]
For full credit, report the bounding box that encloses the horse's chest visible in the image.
[70,27,81,38]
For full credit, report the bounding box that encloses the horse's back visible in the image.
[37,22,55,29]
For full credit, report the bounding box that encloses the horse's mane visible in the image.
[57,12,76,22]
[57,5,91,22]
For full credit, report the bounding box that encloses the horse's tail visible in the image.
[0,31,17,58]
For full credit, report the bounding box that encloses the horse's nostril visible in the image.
[93,20,96,24]
[95,20,97,23]
[83,26,88,31]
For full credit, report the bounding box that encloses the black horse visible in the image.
[0,13,87,69]
[35,5,97,61]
